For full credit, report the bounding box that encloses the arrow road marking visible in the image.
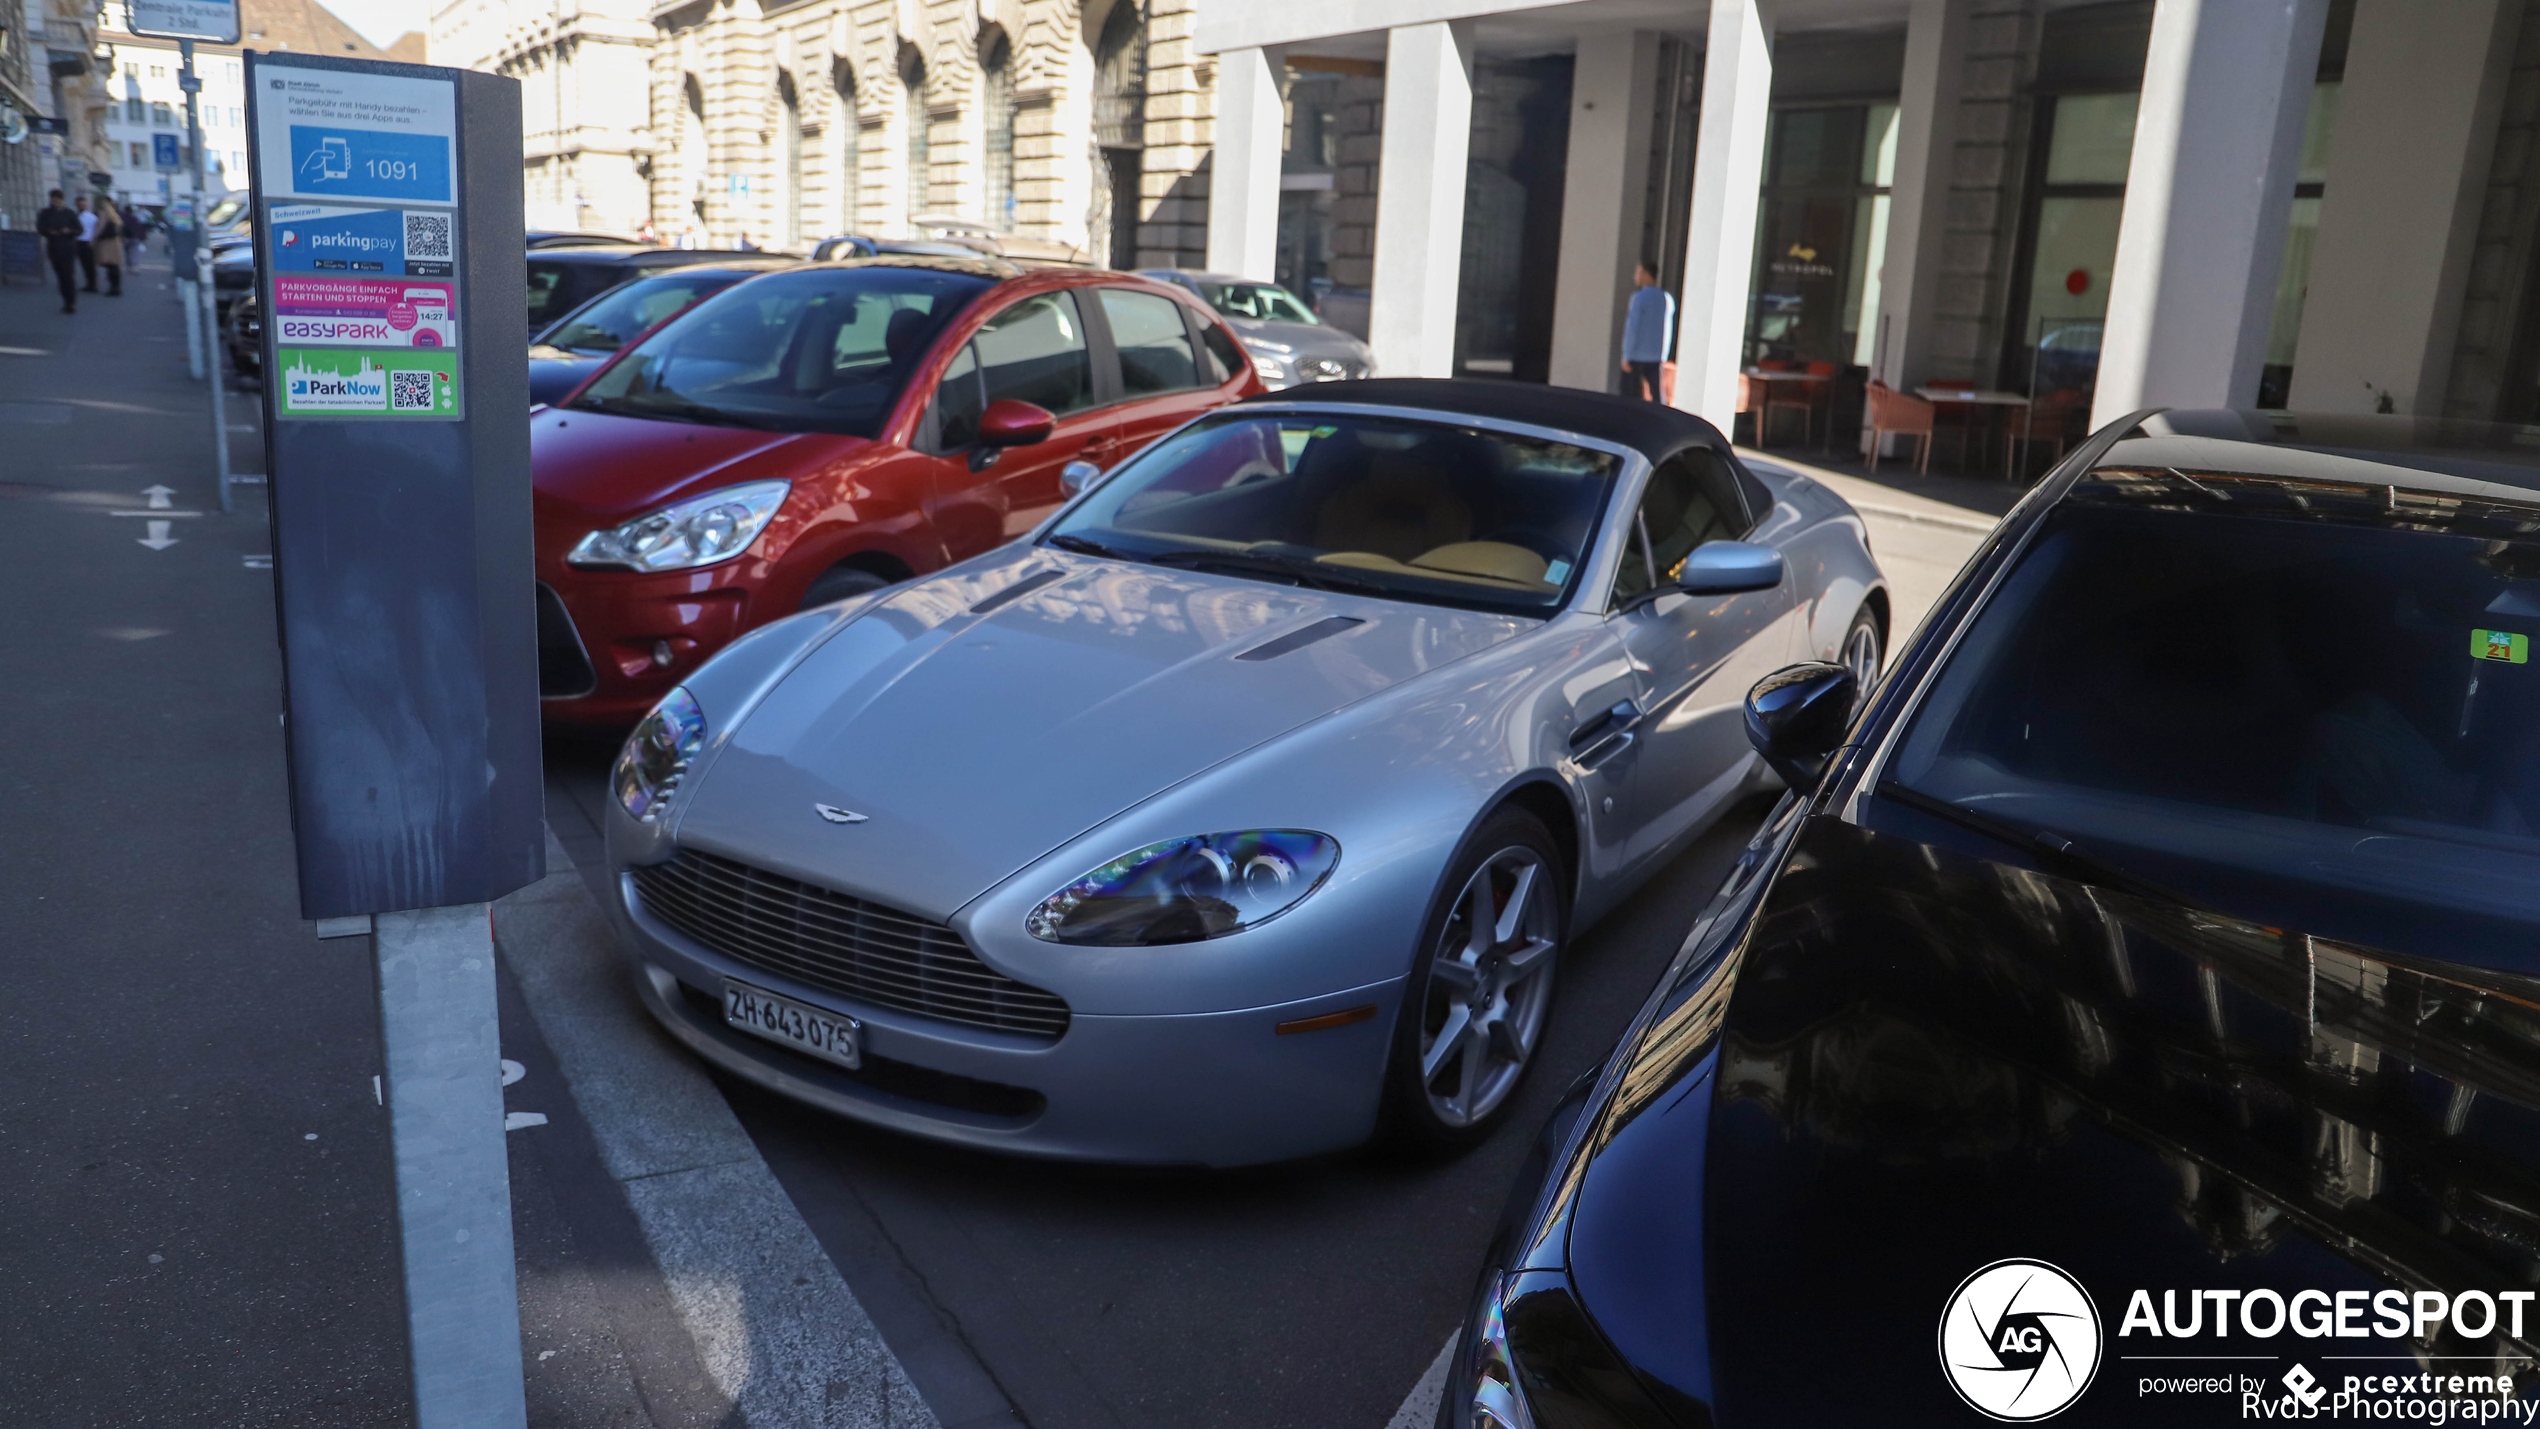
[142,484,175,509]
[137,520,178,551]
[504,1112,548,1132]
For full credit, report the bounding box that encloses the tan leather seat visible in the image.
[1311,455,1472,562]
[1411,541,1547,586]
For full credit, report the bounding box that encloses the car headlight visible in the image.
[1298,356,1348,382]
[1025,830,1339,945]
[1471,1276,1538,1429]
[568,480,789,572]
[1251,355,1288,384]
[613,686,705,822]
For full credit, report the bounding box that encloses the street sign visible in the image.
[126,0,239,43]
[153,133,179,170]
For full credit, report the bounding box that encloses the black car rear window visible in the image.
[1887,468,2540,937]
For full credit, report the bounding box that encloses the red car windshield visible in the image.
[571,266,992,436]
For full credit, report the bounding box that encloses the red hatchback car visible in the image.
[533,255,1264,724]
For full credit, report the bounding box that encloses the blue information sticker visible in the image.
[286,123,451,204]
[267,203,455,278]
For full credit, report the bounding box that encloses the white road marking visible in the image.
[136,520,178,551]
[373,1075,382,1106]
[96,627,169,642]
[0,346,48,357]
[495,837,939,1428]
[243,555,271,569]
[304,1133,319,1141]
[142,484,175,509]
[110,509,201,517]
[1387,1332,1459,1429]
[501,1059,526,1087]
[504,1112,549,1131]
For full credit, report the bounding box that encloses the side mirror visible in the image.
[978,399,1056,448]
[1744,661,1858,793]
[1058,459,1102,496]
[1678,540,1785,595]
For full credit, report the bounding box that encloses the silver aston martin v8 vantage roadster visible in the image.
[601,379,1889,1166]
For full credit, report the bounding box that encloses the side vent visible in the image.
[968,568,1069,616]
[1236,616,1365,662]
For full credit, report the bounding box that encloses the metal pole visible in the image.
[372,905,530,1429]
[180,40,232,511]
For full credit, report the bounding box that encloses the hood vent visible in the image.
[968,568,1069,616]
[1236,616,1365,662]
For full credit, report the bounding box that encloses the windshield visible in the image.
[1200,282,1319,325]
[569,266,989,436]
[1046,411,1620,616]
[537,273,736,354]
[1887,467,2540,941]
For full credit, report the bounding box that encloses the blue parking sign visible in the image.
[152,133,180,170]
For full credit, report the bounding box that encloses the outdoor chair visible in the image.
[1866,380,1936,474]
[2009,388,2086,476]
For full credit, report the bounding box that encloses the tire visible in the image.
[1382,808,1568,1155]
[798,563,891,611]
[1839,604,1884,696]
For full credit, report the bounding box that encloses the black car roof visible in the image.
[2115,410,2540,500]
[1240,378,1729,465]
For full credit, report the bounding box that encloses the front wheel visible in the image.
[1839,604,1883,695]
[1383,810,1567,1154]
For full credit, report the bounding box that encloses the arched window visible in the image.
[1091,0,1147,268]
[834,57,860,235]
[982,31,1015,233]
[779,70,803,248]
[902,50,929,231]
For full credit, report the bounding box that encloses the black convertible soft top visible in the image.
[1241,378,1732,469]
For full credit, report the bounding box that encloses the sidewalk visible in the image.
[0,249,736,1427]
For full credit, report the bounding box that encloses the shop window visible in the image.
[1746,102,1897,373]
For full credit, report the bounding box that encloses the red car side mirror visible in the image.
[978,399,1056,447]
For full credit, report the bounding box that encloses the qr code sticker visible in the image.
[404,211,452,260]
[390,370,436,411]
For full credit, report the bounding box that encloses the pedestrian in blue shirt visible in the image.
[1619,260,1674,402]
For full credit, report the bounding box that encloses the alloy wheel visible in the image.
[1843,616,1883,693]
[1420,847,1560,1128]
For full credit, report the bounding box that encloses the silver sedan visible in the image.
[600,380,1888,1166]
[1141,269,1376,388]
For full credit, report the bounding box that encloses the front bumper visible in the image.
[536,562,762,726]
[607,868,1403,1166]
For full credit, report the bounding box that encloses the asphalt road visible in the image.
[535,483,1989,1429]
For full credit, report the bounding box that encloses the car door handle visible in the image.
[1569,699,1642,751]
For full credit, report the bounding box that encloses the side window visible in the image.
[1197,318,1246,386]
[931,342,984,449]
[1098,288,1202,397]
[975,290,1095,415]
[1610,453,1737,607]
[526,262,569,328]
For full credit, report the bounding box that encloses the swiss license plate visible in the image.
[723,979,862,1071]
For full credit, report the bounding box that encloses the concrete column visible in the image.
[1547,32,1659,393]
[1368,21,1475,379]
[2091,0,2331,426]
[1673,0,1775,431]
[1871,0,1969,394]
[2287,0,2520,415]
[1206,45,1287,279]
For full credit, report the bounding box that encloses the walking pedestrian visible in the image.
[36,191,81,313]
[126,210,148,257]
[1619,259,1674,404]
[75,196,98,292]
[94,200,125,296]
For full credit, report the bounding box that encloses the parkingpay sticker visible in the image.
[2472,629,2529,664]
[266,203,456,278]
[276,348,460,419]
[272,276,455,347]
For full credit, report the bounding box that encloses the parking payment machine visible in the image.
[244,52,538,1427]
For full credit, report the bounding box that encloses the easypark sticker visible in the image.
[271,275,455,348]
[275,347,460,420]
[2473,629,2530,664]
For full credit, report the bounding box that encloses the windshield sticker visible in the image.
[2473,629,2529,664]
[1544,559,1572,585]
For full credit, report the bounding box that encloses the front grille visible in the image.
[634,849,1072,1040]
[676,981,1046,1119]
[535,581,597,699]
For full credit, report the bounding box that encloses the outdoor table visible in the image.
[1744,368,1831,448]
[1917,387,2030,476]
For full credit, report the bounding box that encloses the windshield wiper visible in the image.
[1877,779,2193,909]
[1045,532,1142,563]
[1145,548,1389,595]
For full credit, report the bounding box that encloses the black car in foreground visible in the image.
[1448,410,2540,1427]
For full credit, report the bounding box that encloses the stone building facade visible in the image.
[438,0,1216,262]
